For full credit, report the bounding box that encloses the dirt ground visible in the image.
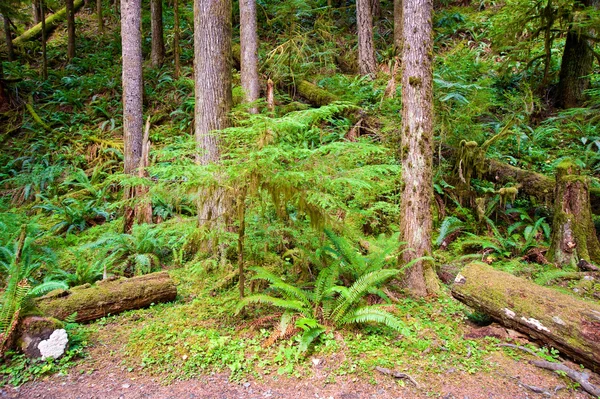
[4,341,596,399]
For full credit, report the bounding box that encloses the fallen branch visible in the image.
[25,97,53,132]
[13,0,84,46]
[375,366,419,388]
[531,360,600,398]
[497,343,543,359]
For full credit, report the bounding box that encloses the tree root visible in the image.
[375,366,419,388]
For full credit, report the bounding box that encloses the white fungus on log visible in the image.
[38,329,68,360]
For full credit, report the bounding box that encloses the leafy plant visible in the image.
[36,196,110,235]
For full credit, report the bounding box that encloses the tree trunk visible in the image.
[36,272,177,323]
[194,0,232,224]
[32,1,42,25]
[65,0,76,61]
[452,262,600,372]
[97,0,104,34]
[556,0,598,108]
[356,0,377,77]
[399,0,439,297]
[173,0,180,78]
[3,16,15,61]
[547,161,600,267]
[150,0,165,67]
[13,0,84,46]
[370,0,381,19]
[239,0,260,114]
[393,0,402,51]
[40,0,47,80]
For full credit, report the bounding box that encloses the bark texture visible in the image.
[121,0,143,175]
[40,0,47,80]
[547,161,600,267]
[452,262,600,372]
[393,0,402,51]
[399,0,439,297]
[96,0,104,33]
[13,0,84,46]
[356,0,377,76]
[3,16,15,61]
[240,0,260,114]
[173,0,180,78]
[36,272,177,323]
[65,0,75,60]
[150,0,165,67]
[32,1,42,24]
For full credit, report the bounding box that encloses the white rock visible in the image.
[38,329,68,360]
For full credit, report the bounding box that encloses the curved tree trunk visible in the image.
[194,0,232,225]
[356,0,377,77]
[547,161,600,267]
[399,0,439,297]
[65,0,76,61]
[3,16,15,61]
[239,0,260,114]
[150,0,165,67]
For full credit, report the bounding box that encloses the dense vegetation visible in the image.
[0,0,599,394]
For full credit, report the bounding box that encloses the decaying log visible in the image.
[36,271,177,323]
[451,262,600,372]
[17,316,64,359]
[12,0,84,47]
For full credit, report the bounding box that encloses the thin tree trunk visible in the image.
[66,0,76,61]
[97,0,104,33]
[398,0,439,297]
[173,0,180,78]
[40,0,47,80]
[150,0,165,67]
[239,0,260,114]
[194,0,232,225]
[393,0,402,52]
[370,0,381,19]
[3,16,14,62]
[356,0,377,76]
[32,1,41,25]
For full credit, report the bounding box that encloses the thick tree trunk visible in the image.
[97,0,104,34]
[393,0,402,51]
[194,0,232,225]
[65,0,76,61]
[150,0,165,67]
[239,0,260,114]
[547,161,600,267]
[3,16,15,61]
[36,272,177,323]
[556,0,598,108]
[452,262,600,372]
[399,0,439,297]
[13,0,84,46]
[173,0,180,78]
[356,0,377,76]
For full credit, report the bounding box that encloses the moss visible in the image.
[408,76,422,87]
[296,80,338,107]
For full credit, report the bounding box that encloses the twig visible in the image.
[375,366,419,388]
[517,381,552,397]
[497,343,542,358]
[530,360,600,398]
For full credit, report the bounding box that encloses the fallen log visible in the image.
[451,262,600,372]
[12,0,84,47]
[36,271,177,323]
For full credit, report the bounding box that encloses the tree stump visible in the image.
[17,316,66,359]
[547,161,600,267]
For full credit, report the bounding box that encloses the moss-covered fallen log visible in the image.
[36,271,177,323]
[12,0,84,47]
[451,262,600,372]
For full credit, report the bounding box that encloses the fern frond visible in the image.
[249,267,313,305]
[436,216,464,246]
[235,294,309,316]
[339,305,408,334]
[28,281,68,298]
[297,325,326,353]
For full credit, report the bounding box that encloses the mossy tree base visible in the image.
[17,316,64,358]
[36,271,177,323]
[547,162,600,267]
[452,262,600,372]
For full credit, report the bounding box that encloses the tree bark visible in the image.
[399,0,439,297]
[194,0,232,225]
[393,0,402,51]
[356,0,377,77]
[65,0,76,61]
[36,272,177,323]
[239,0,260,114]
[173,0,180,78]
[556,0,598,108]
[97,0,104,34]
[32,1,42,25]
[40,0,47,80]
[150,0,165,67]
[370,0,381,19]
[452,262,600,372]
[547,161,600,267]
[3,16,15,61]
[13,0,84,46]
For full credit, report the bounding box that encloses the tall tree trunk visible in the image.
[398,0,439,297]
[32,1,41,25]
[150,0,165,67]
[97,0,104,34]
[393,0,402,52]
[239,0,259,114]
[194,0,232,224]
[556,0,598,108]
[40,0,47,80]
[3,16,14,62]
[0,55,8,112]
[356,0,377,76]
[370,0,381,19]
[66,0,76,61]
[173,0,180,78]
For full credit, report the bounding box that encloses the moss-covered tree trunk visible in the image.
[96,0,104,34]
[398,0,440,297]
[547,161,600,267]
[150,0,165,67]
[13,0,84,46]
[452,262,600,372]
[40,0,47,80]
